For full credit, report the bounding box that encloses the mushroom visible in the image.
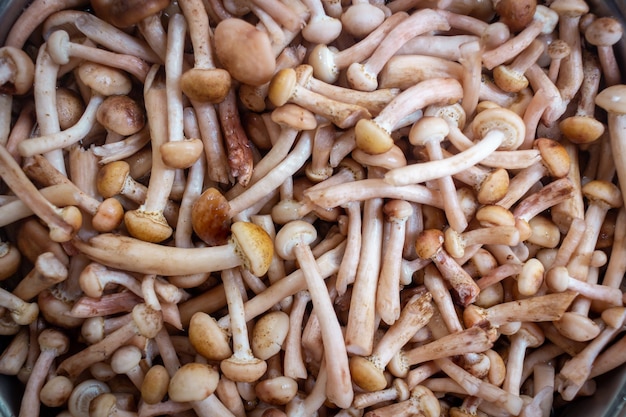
[307,12,408,84]
[18,329,70,417]
[46,29,150,81]
[584,16,623,87]
[375,200,414,325]
[178,0,232,103]
[300,0,342,44]
[545,265,623,306]
[268,67,371,129]
[67,379,111,417]
[345,8,450,92]
[502,323,545,396]
[74,221,273,276]
[492,39,545,93]
[595,84,626,207]
[384,107,526,186]
[219,267,268,383]
[275,220,353,408]
[214,18,276,86]
[355,78,463,155]
[350,292,434,391]
[0,46,35,96]
[90,0,170,28]
[363,385,440,417]
[56,303,163,378]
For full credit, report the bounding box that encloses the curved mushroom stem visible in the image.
[275,220,353,408]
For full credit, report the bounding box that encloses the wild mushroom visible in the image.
[178,0,231,103]
[584,16,623,87]
[384,107,526,186]
[275,220,353,408]
[90,0,170,28]
[18,329,70,417]
[349,292,434,391]
[214,18,276,86]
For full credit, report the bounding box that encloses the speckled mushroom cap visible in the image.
[230,221,274,277]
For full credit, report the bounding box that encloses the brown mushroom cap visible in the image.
[495,0,537,33]
[585,17,624,47]
[180,67,232,104]
[96,95,146,136]
[56,88,85,130]
[214,18,276,86]
[91,0,171,28]
[191,187,231,246]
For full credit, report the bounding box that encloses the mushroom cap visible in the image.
[96,95,146,136]
[141,364,169,404]
[56,88,86,130]
[0,46,35,95]
[409,116,450,146]
[168,362,220,402]
[349,355,387,392]
[558,116,605,144]
[534,138,571,177]
[517,257,545,296]
[76,62,132,96]
[255,376,298,405]
[110,345,142,374]
[268,68,298,107]
[340,3,385,39]
[424,103,467,130]
[131,303,163,338]
[475,205,516,227]
[160,138,204,169]
[414,229,445,259]
[601,307,626,328]
[354,118,394,155]
[585,17,623,47]
[476,168,509,205]
[180,68,232,104]
[548,39,571,60]
[68,379,111,417]
[91,0,171,28]
[383,199,414,222]
[221,355,268,383]
[515,322,545,347]
[495,0,537,33]
[545,265,570,293]
[471,107,525,150]
[40,375,73,408]
[492,64,529,93]
[302,14,343,45]
[89,393,118,417]
[271,104,317,131]
[124,209,173,243]
[191,187,232,246]
[92,198,124,232]
[308,44,340,84]
[582,180,623,208]
[274,220,318,261]
[346,62,378,92]
[39,328,70,354]
[553,312,601,341]
[596,84,626,114]
[97,161,131,198]
[214,18,276,86]
[549,0,588,18]
[231,221,274,276]
[47,30,72,65]
[189,312,232,361]
[251,311,290,360]
[443,228,465,259]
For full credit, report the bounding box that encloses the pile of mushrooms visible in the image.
[1,0,626,416]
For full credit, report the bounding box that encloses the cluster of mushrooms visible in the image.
[1,0,626,415]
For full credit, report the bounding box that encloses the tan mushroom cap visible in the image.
[495,0,537,33]
[349,355,387,392]
[582,180,623,208]
[274,220,317,261]
[160,138,204,169]
[415,229,445,260]
[559,115,605,144]
[124,209,173,243]
[56,88,85,130]
[534,138,571,177]
[214,18,276,86]
[354,119,394,155]
[268,68,298,108]
[585,17,624,47]
[596,84,626,114]
[141,364,169,404]
[76,62,132,96]
[168,362,220,402]
[189,312,232,361]
[231,221,274,277]
[271,104,318,131]
[251,310,290,360]
[96,161,131,198]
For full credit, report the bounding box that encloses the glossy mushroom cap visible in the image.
[168,362,220,402]
[495,0,537,33]
[274,220,317,261]
[180,67,232,104]
[76,62,132,96]
[91,0,171,28]
[471,107,525,150]
[96,95,146,136]
[191,188,232,246]
[596,84,626,114]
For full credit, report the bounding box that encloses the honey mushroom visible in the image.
[3,0,626,416]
